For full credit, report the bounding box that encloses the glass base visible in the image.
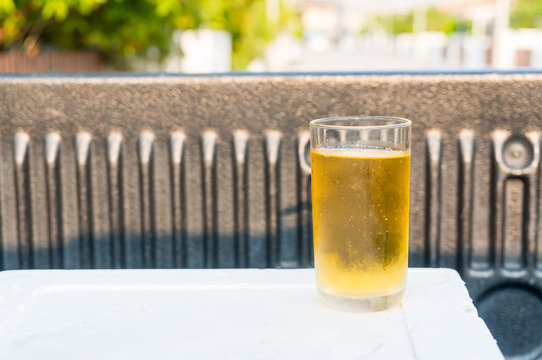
[318,287,405,312]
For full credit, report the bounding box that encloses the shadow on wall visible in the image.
[1,214,313,271]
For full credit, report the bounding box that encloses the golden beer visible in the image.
[311,147,410,300]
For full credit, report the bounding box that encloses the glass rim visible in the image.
[310,116,411,130]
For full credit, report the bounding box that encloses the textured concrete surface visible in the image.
[1,73,542,357]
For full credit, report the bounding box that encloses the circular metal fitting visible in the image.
[502,136,534,170]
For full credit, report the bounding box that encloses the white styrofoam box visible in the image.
[0,268,502,359]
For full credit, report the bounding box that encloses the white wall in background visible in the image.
[165,29,232,73]
[411,32,447,68]
[462,35,489,69]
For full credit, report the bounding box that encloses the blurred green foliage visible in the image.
[510,0,542,29]
[362,7,471,36]
[0,0,300,70]
[365,0,542,36]
[425,8,471,34]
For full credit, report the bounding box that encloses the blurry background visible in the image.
[0,0,540,73]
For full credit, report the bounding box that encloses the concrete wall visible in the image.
[1,73,542,357]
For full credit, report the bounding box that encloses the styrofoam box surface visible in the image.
[0,268,502,359]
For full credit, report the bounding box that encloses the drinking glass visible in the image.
[310,116,411,312]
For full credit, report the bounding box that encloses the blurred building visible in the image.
[437,0,542,68]
[264,0,542,71]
